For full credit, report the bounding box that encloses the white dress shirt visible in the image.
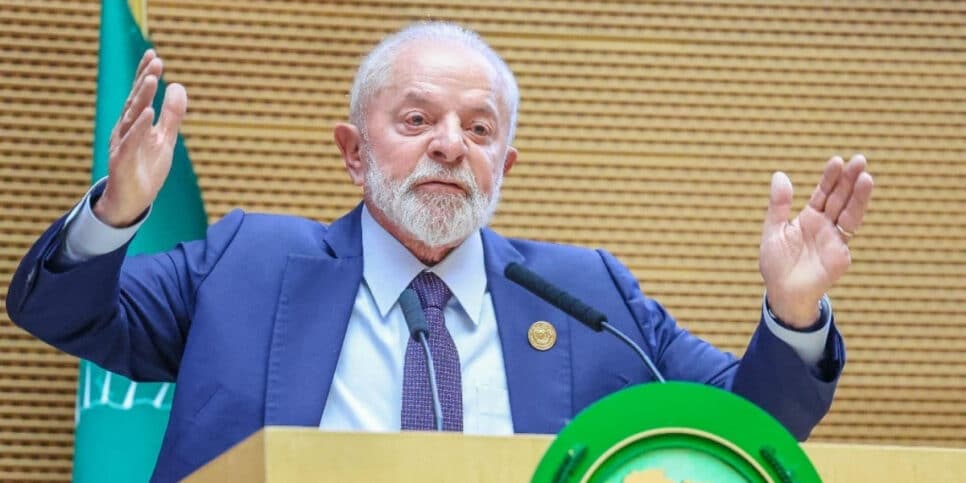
[317,207,513,434]
[59,181,831,433]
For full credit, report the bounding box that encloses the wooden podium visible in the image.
[186,427,966,482]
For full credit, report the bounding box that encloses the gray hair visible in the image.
[348,22,520,144]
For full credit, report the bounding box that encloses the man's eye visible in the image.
[406,114,425,126]
[471,124,490,136]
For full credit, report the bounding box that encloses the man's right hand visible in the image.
[93,49,188,227]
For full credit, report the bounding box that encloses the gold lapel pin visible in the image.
[528,321,556,351]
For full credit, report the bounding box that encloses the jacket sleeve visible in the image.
[5,208,246,382]
[596,248,844,440]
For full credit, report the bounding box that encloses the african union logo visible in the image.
[75,360,173,423]
[533,383,821,483]
[609,450,751,482]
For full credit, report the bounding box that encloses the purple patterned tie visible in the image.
[401,271,463,431]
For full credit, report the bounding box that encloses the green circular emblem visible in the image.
[532,382,821,483]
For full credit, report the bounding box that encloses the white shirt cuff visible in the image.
[761,293,831,367]
[58,177,150,265]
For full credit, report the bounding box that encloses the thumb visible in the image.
[764,171,793,231]
[158,83,187,146]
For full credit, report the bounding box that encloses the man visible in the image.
[7,22,872,482]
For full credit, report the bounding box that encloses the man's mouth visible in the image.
[414,179,468,195]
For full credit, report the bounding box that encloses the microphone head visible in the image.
[504,262,540,289]
[504,262,606,331]
[504,261,525,280]
[399,288,429,338]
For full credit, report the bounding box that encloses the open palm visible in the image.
[95,49,187,227]
[759,155,874,328]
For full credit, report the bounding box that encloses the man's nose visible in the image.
[427,117,466,164]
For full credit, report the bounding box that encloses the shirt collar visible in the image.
[361,205,487,326]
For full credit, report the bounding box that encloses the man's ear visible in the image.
[502,146,518,176]
[334,122,365,186]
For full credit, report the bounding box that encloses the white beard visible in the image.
[363,147,502,248]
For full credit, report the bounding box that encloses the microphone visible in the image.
[504,262,666,383]
[398,288,444,431]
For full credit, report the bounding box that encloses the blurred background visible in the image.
[0,0,963,480]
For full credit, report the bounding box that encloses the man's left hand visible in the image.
[759,154,874,328]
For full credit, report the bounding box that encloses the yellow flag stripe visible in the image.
[127,0,148,36]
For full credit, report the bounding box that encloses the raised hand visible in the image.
[759,155,874,328]
[93,49,188,227]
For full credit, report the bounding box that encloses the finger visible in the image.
[834,171,873,233]
[111,107,155,171]
[807,156,844,211]
[133,49,156,86]
[157,83,188,147]
[824,154,867,221]
[763,171,793,231]
[121,55,162,115]
[111,53,161,152]
[119,51,155,112]
[116,74,159,141]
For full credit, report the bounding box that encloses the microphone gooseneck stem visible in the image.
[418,332,444,431]
[601,321,666,384]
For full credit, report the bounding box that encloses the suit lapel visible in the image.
[482,229,573,434]
[264,206,363,426]
[262,214,576,431]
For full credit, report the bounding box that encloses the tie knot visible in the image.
[409,271,452,311]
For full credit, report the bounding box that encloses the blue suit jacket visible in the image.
[7,204,843,482]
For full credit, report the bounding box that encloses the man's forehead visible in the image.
[384,42,504,106]
[391,40,498,85]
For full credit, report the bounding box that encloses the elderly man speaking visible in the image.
[7,22,872,482]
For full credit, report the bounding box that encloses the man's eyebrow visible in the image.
[466,104,498,118]
[399,90,432,105]
[397,90,498,118]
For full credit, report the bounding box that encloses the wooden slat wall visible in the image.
[1,0,963,480]
[1,1,97,481]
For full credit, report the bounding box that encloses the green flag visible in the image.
[75,2,207,481]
